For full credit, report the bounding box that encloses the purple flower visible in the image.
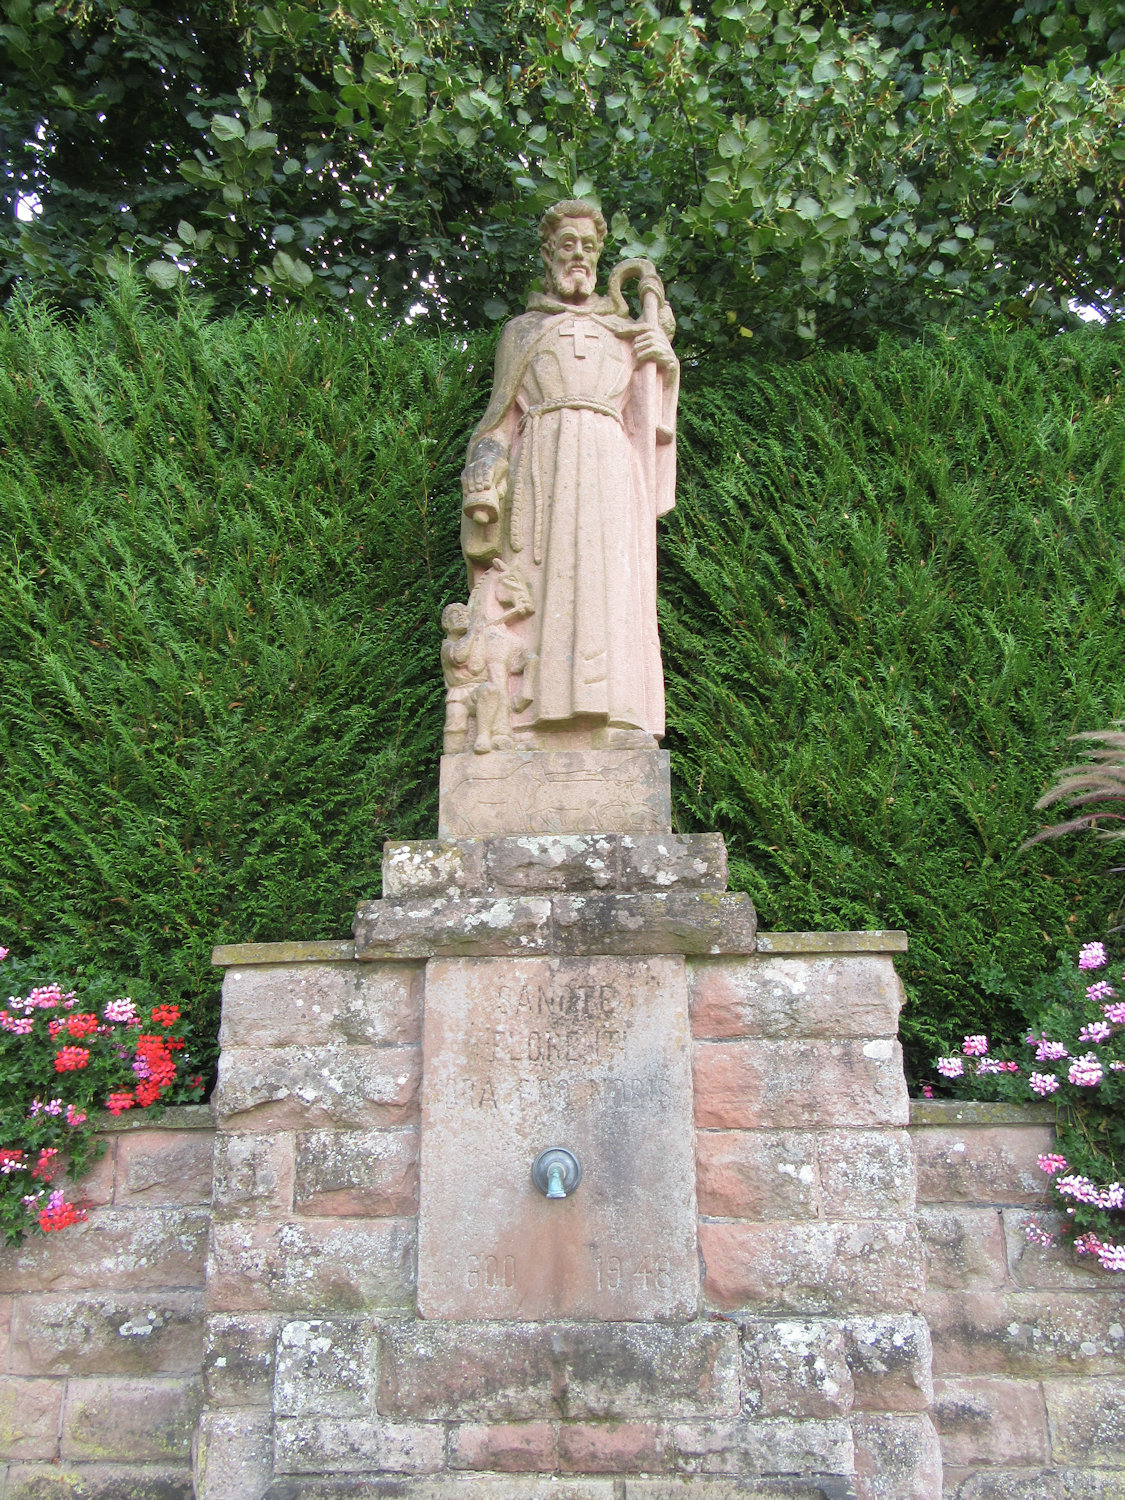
[1098,1243,1125,1272]
[1079,942,1108,970]
[976,1057,1004,1074]
[962,1035,989,1056]
[1079,1021,1113,1044]
[1029,1072,1060,1095]
[1068,1052,1104,1087]
[936,1056,965,1078]
[1087,980,1116,1003]
[1104,1002,1125,1024]
[1035,1039,1069,1061]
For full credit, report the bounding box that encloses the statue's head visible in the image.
[539,199,607,303]
[441,601,470,636]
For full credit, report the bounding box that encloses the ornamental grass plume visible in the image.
[0,946,205,1243]
[1024,728,1125,848]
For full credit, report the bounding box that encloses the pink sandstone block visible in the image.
[912,1125,1056,1204]
[114,1129,213,1207]
[696,1130,821,1220]
[932,1375,1049,1466]
[213,1044,420,1130]
[60,1374,200,1461]
[206,1218,415,1313]
[195,1409,272,1500]
[689,954,903,1039]
[851,1412,943,1500]
[212,1132,296,1219]
[0,1209,208,1295]
[294,1128,418,1217]
[0,1375,63,1460]
[449,1422,559,1471]
[694,1039,908,1129]
[8,1290,203,1376]
[272,1415,446,1474]
[218,960,422,1049]
[1043,1376,1125,1466]
[925,1288,1125,1376]
[700,1220,924,1315]
[557,1422,672,1473]
[916,1205,1008,1291]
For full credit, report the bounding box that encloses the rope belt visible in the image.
[520,396,624,429]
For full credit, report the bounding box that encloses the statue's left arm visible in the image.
[632,324,680,518]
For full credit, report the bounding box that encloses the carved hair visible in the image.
[538,200,607,252]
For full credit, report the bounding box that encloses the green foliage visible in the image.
[2,0,1124,353]
[1,282,1124,1078]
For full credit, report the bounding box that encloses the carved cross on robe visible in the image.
[559,316,592,359]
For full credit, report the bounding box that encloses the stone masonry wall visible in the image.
[0,1107,213,1500]
[914,1098,1125,1496]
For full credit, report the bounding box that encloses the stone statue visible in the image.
[446,198,679,754]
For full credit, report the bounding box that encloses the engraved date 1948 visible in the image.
[592,1252,672,1293]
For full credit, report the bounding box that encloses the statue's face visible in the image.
[544,216,601,302]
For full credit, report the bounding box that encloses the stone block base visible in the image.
[438,749,671,837]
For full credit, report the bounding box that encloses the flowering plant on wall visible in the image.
[928,942,1125,1272]
[0,947,205,1243]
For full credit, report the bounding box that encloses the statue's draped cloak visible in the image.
[462,291,678,738]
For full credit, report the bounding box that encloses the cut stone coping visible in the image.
[909,1097,1059,1127]
[92,1102,215,1132]
[211,930,908,967]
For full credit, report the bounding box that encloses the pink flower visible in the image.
[1038,1154,1068,1175]
[1104,1003,1125,1024]
[1068,1052,1104,1087]
[1087,980,1116,1003]
[937,1056,965,1078]
[1080,1021,1113,1044]
[65,1104,86,1126]
[963,1035,989,1056]
[1035,1039,1069,1061]
[922,1084,934,1098]
[1003,1060,1021,1072]
[0,947,8,960]
[1079,942,1107,970]
[1098,1243,1125,1272]
[976,1057,1003,1074]
[1024,1220,1055,1248]
[1074,1231,1105,1256]
[1029,1072,1060,1095]
[103,997,137,1024]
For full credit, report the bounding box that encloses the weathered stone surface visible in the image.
[689,955,904,1040]
[932,1375,1049,1466]
[8,1291,203,1376]
[912,1125,1055,1205]
[618,834,728,893]
[700,1221,924,1315]
[753,932,907,955]
[273,1416,446,1474]
[218,961,421,1048]
[696,1130,821,1221]
[938,1468,1125,1499]
[0,1376,63,1460]
[354,893,553,959]
[925,1289,1125,1376]
[418,956,697,1321]
[212,1133,295,1219]
[818,1131,916,1220]
[383,839,488,898]
[262,1480,617,1499]
[1002,1209,1113,1289]
[842,1315,933,1413]
[203,1313,278,1406]
[60,1376,200,1462]
[62,1141,116,1209]
[294,1129,418,1217]
[556,1422,672,1473]
[212,1046,419,1131]
[6,1463,196,1499]
[195,1409,272,1500]
[377,1323,740,1420]
[274,1319,378,1417]
[694,1040,908,1130]
[438,748,672,838]
[916,1206,1008,1291]
[206,1219,415,1313]
[550,891,755,957]
[629,1484,856,1500]
[449,1422,559,1471]
[670,1417,854,1477]
[740,1319,854,1418]
[353,890,755,960]
[850,1413,942,1500]
[908,1099,1057,1129]
[114,1130,213,1207]
[1044,1377,1125,1466]
[214,940,355,968]
[0,1210,208,1295]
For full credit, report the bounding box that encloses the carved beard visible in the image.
[550,262,596,299]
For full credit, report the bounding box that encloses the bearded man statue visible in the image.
[454,200,679,752]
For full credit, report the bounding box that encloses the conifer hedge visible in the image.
[2,282,1123,1078]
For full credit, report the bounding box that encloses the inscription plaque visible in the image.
[418,955,698,1320]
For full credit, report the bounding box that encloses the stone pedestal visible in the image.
[438,749,672,837]
[199,836,938,1500]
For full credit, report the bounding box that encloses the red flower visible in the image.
[66,1013,98,1039]
[31,1148,59,1182]
[135,1079,161,1107]
[54,1045,90,1072]
[39,1200,86,1232]
[150,1004,180,1028]
[105,1092,134,1116]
